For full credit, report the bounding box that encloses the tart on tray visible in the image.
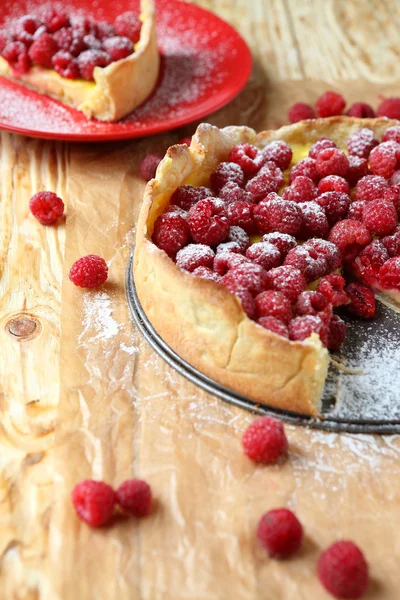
[0,0,159,122]
[134,117,400,416]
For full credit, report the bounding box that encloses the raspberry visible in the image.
[152,212,190,256]
[295,291,330,322]
[214,251,249,276]
[327,315,347,351]
[379,256,400,289]
[216,242,241,255]
[316,191,350,225]
[245,171,280,202]
[346,155,370,187]
[289,157,318,183]
[328,219,371,261]
[227,285,256,318]
[354,175,388,203]
[96,21,117,41]
[347,128,379,159]
[176,244,214,272]
[258,316,289,337]
[192,266,221,283]
[390,170,400,186]
[302,238,342,272]
[83,34,102,51]
[355,240,389,281]
[383,186,400,215]
[242,416,288,464]
[139,154,162,181]
[69,255,108,288]
[16,31,34,49]
[29,191,64,225]
[187,198,229,247]
[28,33,59,68]
[210,162,244,194]
[102,36,134,61]
[261,141,293,171]
[377,97,400,119]
[369,141,400,179]
[317,274,348,307]
[246,242,281,270]
[284,245,327,283]
[2,41,31,74]
[383,126,400,144]
[170,185,212,211]
[288,102,316,123]
[78,49,111,81]
[227,201,256,234]
[165,204,188,219]
[309,138,337,160]
[265,266,307,302]
[318,175,350,195]
[297,201,329,239]
[14,15,41,37]
[225,226,250,251]
[281,176,316,203]
[43,9,70,33]
[114,11,142,43]
[72,480,115,527]
[317,541,369,599]
[116,479,152,517]
[228,143,263,176]
[71,16,96,37]
[381,229,400,257]
[346,102,375,118]
[53,28,86,56]
[362,198,398,236]
[316,91,346,117]
[253,194,302,235]
[261,232,297,258]
[345,282,375,319]
[219,182,253,205]
[221,262,268,295]
[316,148,349,178]
[260,161,284,187]
[257,509,303,558]
[254,290,292,323]
[52,51,79,79]
[289,315,328,345]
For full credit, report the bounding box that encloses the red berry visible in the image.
[327,315,347,350]
[362,198,398,236]
[346,102,375,118]
[383,186,400,215]
[53,28,86,56]
[383,125,400,144]
[176,243,214,272]
[347,128,379,159]
[369,141,400,179]
[328,219,372,262]
[302,238,342,272]
[265,265,307,302]
[288,102,316,123]
[246,171,280,202]
[246,242,281,270]
[345,282,375,319]
[309,138,337,160]
[97,21,117,40]
[43,9,70,33]
[192,266,221,283]
[284,245,327,283]
[214,251,249,276]
[69,255,108,288]
[261,141,293,170]
[381,228,400,257]
[83,34,102,51]
[152,212,190,256]
[242,416,288,464]
[317,541,369,599]
[14,15,41,36]
[210,162,244,194]
[78,49,111,81]
[261,232,297,258]
[139,154,162,181]
[28,33,59,68]
[316,91,346,117]
[295,290,330,320]
[257,316,289,337]
[221,262,268,295]
[114,11,142,43]
[377,97,400,119]
[316,148,349,178]
[72,480,115,527]
[116,479,152,517]
[318,175,350,195]
[227,200,256,234]
[354,175,388,203]
[355,240,389,281]
[379,256,400,290]
[220,182,253,205]
[281,176,316,203]
[222,281,256,318]
[2,41,32,74]
[52,51,80,79]
[102,36,134,61]
[216,242,241,255]
[257,509,303,558]
[390,170,400,186]
[253,194,302,235]
[317,274,348,307]
[170,185,212,211]
[297,201,329,239]
[254,290,292,323]
[259,161,284,188]
[346,155,370,187]
[71,15,97,37]
[228,143,263,176]
[29,191,64,225]
[289,315,328,345]
[289,157,318,183]
[316,191,350,225]
[347,200,366,222]
[225,226,250,251]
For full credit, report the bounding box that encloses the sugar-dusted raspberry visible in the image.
[176,244,214,272]
[289,157,319,184]
[95,21,116,40]
[192,266,221,283]
[170,185,212,211]
[215,242,241,255]
[316,148,349,179]
[83,34,102,50]
[316,91,346,117]
[242,416,288,464]
[318,541,369,599]
[261,232,297,258]
[347,155,370,187]
[165,204,188,219]
[295,290,330,321]
[381,228,400,257]
[327,315,347,351]
[43,9,70,33]
[227,200,256,234]
[354,174,388,203]
[302,238,342,272]
[346,102,375,118]
[318,175,350,195]
[52,51,80,79]
[116,479,152,517]
[253,194,302,235]
[213,252,249,276]
[309,138,337,160]
[377,97,400,119]
[221,262,268,295]
[257,508,303,558]
[383,125,400,144]
[288,102,316,123]
[152,212,190,256]
[28,33,59,69]
[29,191,64,225]
[210,162,244,194]
[114,11,142,43]
[14,15,41,36]
[265,265,307,302]
[225,225,250,251]
[355,240,389,281]
[219,182,253,205]
[102,36,134,61]
[71,15,97,37]
[53,28,86,56]
[281,176,317,203]
[316,191,350,225]
[379,256,400,290]
[139,154,162,181]
[369,141,400,179]
[254,290,292,323]
[228,143,263,176]
[383,186,400,215]
[261,141,293,171]
[345,282,375,319]
[390,170,400,187]
[317,274,348,307]
[362,198,398,236]
[78,49,111,81]
[257,316,289,337]
[347,128,379,159]
[257,162,284,190]
[328,219,372,262]
[245,171,280,202]
[289,315,328,345]
[69,255,108,288]
[2,41,31,74]
[72,480,115,527]
[297,201,329,239]
[187,198,229,246]
[284,245,327,283]
[246,242,282,271]
[222,278,256,318]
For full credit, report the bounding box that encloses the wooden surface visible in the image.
[1,1,400,599]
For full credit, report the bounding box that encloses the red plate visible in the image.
[0,0,252,141]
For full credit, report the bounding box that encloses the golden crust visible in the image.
[134,117,398,416]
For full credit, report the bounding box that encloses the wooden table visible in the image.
[1,2,400,599]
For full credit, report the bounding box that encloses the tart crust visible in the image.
[0,0,159,122]
[134,117,398,416]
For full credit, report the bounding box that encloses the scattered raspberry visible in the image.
[213,252,249,276]
[139,154,162,181]
[170,185,212,211]
[317,274,348,307]
[187,199,229,246]
[116,479,152,517]
[381,228,400,257]
[346,102,375,118]
[295,291,330,322]
[309,138,337,160]
[318,175,350,195]
[221,262,268,295]
[228,143,263,176]
[29,191,64,225]
[288,102,316,123]
[261,141,293,171]
[220,182,253,205]
[302,238,342,272]
[346,155,370,187]
[28,33,59,68]
[114,11,142,43]
[246,171,280,202]
[152,212,190,256]
[289,315,328,346]
[2,41,31,74]
[297,201,329,239]
[354,174,388,203]
[246,242,281,270]
[379,256,400,289]
[72,480,115,527]
[316,191,350,225]
[261,232,297,258]
[254,290,292,323]
[43,9,70,33]
[176,244,214,272]
[52,51,80,79]
[242,416,288,464]
[281,176,316,203]
[257,316,289,337]
[225,225,250,251]
[328,219,372,262]
[377,97,400,119]
[289,157,319,184]
[327,315,347,351]
[369,141,400,179]
[316,148,349,178]
[317,541,369,599]
[257,509,303,558]
[362,198,398,236]
[192,266,221,283]
[265,265,307,302]
[284,245,327,283]
[345,282,375,319]
[316,91,346,117]
[77,49,111,81]
[210,162,244,194]
[83,34,102,50]
[103,36,134,61]
[69,255,108,288]
[227,201,256,234]
[347,128,379,159]
[383,126,400,144]
[355,240,389,281]
[253,194,302,235]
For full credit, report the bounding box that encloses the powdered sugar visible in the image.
[80,291,121,343]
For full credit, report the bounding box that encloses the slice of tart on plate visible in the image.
[134,117,400,416]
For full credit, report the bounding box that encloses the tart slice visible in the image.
[0,0,159,122]
[134,117,399,416]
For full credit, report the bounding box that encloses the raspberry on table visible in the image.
[114,11,142,43]
[327,314,347,351]
[242,416,288,464]
[246,170,280,202]
[246,242,282,271]
[318,175,350,195]
[345,282,375,319]
[139,154,162,181]
[210,162,244,194]
[265,265,307,302]
[316,191,350,225]
[225,225,250,251]
[219,182,254,205]
[347,128,379,159]
[355,240,389,281]
[52,51,80,79]
[295,290,330,321]
[72,480,116,527]
[176,244,214,273]
[362,198,398,236]
[69,255,109,288]
[261,141,293,171]
[228,143,263,176]
[170,185,213,211]
[227,200,256,234]
[328,219,372,262]
[379,256,400,289]
[381,228,400,257]
[257,508,303,558]
[317,274,348,307]
[288,102,316,123]
[261,232,297,258]
[288,315,328,346]
[152,212,190,256]
[103,36,134,61]
[354,174,388,203]
[316,91,346,117]
[187,199,230,246]
[29,191,64,225]
[281,176,317,203]
[383,126,400,144]
[254,290,292,323]
[316,148,349,178]
[192,266,221,283]
[116,479,152,517]
[221,262,268,296]
[369,141,400,179]
[2,41,32,74]
[317,541,369,599]
[297,201,329,239]
[257,316,289,337]
[28,33,59,69]
[346,102,375,118]
[289,157,319,184]
[346,155,370,187]
[284,245,327,283]
[309,138,337,160]
[78,49,111,81]
[302,238,342,272]
[377,97,400,119]
[214,251,249,276]
[253,194,302,235]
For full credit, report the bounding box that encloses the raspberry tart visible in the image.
[134,117,400,416]
[0,0,159,122]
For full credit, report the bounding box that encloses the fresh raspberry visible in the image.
[383,126,400,144]
[77,49,111,81]
[281,176,316,203]
[221,262,268,295]
[176,244,214,272]
[316,191,350,225]
[2,41,31,74]
[346,102,375,118]
[354,174,388,203]
[381,228,400,257]
[316,148,349,179]
[261,232,297,258]
[139,154,162,181]
[29,191,64,224]
[253,194,302,235]
[116,479,152,517]
[170,185,212,211]
[215,242,241,255]
[214,252,249,276]
[69,255,108,288]
[96,21,117,41]
[114,11,142,43]
[228,143,263,176]
[346,155,370,187]
[355,240,389,281]
[83,34,102,50]
[302,238,342,272]
[53,28,86,56]
[165,204,188,219]
[187,198,229,246]
[390,170,400,186]
[347,128,379,159]
[219,182,253,205]
[210,162,244,194]
[345,282,375,319]
[284,245,327,283]
[362,198,398,236]
[289,315,328,345]
[309,138,337,160]
[192,266,221,283]
[227,200,256,234]
[317,274,348,307]
[15,30,34,49]
[28,33,59,68]
[288,102,316,123]
[220,276,256,317]
[327,315,347,351]
[52,51,80,79]
[245,171,280,202]
[295,291,330,322]
[377,97,400,119]
[71,15,97,37]
[246,242,281,270]
[259,161,284,188]
[242,416,288,464]
[257,509,303,558]
[316,91,346,117]
[178,136,192,146]
[289,157,319,184]
[265,265,307,302]
[317,541,369,599]
[383,186,400,215]
[43,9,70,33]
[102,36,134,61]
[152,212,190,256]
[72,480,115,527]
[257,316,289,337]
[379,256,400,289]
[261,141,293,171]
[225,226,250,251]
[369,141,400,179]
[14,15,41,36]
[297,201,329,239]
[318,175,350,195]
[328,219,372,262]
[254,290,292,323]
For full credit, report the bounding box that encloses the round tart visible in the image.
[134,117,399,416]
